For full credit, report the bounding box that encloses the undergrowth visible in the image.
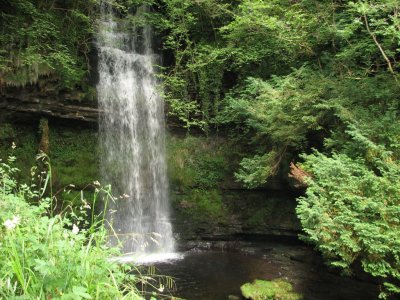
[0,153,170,299]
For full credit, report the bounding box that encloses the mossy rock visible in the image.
[166,135,232,190]
[175,188,228,222]
[241,279,302,300]
[49,127,99,189]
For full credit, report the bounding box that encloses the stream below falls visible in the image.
[138,241,379,300]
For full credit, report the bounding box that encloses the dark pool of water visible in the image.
[145,242,379,300]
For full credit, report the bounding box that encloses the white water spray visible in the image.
[97,2,175,257]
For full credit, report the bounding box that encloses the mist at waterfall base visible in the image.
[97,3,177,262]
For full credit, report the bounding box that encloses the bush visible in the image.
[297,151,400,298]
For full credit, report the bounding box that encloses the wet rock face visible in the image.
[172,189,302,244]
[165,134,302,244]
[0,81,99,122]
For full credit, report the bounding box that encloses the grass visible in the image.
[0,156,144,299]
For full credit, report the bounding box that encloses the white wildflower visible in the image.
[72,224,80,235]
[4,220,16,230]
[11,142,16,149]
[3,216,20,230]
[123,194,130,198]
[93,180,100,186]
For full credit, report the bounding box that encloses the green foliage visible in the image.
[220,0,315,70]
[220,68,400,186]
[153,0,400,137]
[154,0,400,130]
[240,279,302,300]
[333,1,400,73]
[0,157,144,299]
[152,0,232,130]
[0,0,99,88]
[220,68,335,187]
[235,152,280,189]
[297,151,400,298]
[61,190,96,210]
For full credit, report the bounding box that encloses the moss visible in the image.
[83,86,98,102]
[2,63,54,87]
[223,191,298,229]
[166,135,231,190]
[0,122,99,191]
[241,279,302,300]
[247,205,273,227]
[176,189,227,222]
[167,134,237,224]
[49,127,99,189]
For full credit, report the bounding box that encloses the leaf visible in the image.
[72,286,92,299]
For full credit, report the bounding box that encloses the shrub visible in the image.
[297,151,400,299]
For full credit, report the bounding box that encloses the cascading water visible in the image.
[97,2,175,259]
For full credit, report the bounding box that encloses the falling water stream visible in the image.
[97,2,175,260]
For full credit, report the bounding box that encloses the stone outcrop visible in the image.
[0,82,99,122]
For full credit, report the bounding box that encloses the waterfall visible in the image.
[97,2,175,257]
